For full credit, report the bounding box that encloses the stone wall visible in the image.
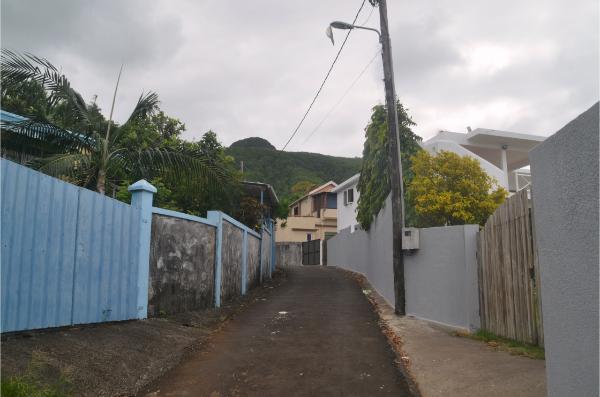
[247,234,261,289]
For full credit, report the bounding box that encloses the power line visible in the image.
[302,49,381,144]
[280,0,367,151]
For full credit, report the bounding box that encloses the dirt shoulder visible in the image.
[1,270,286,397]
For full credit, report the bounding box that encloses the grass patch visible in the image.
[1,351,73,397]
[456,330,545,360]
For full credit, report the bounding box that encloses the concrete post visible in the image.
[501,145,509,188]
[128,179,157,319]
[207,211,223,307]
[242,230,248,295]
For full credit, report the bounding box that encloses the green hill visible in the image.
[226,138,362,198]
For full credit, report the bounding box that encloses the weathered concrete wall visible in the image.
[149,214,215,316]
[261,230,272,280]
[276,242,302,267]
[530,102,599,397]
[220,220,243,302]
[328,195,480,331]
[247,235,261,289]
[404,225,480,331]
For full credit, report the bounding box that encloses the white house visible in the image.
[335,127,546,231]
[332,173,360,232]
[422,128,546,192]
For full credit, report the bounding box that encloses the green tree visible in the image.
[408,150,507,226]
[356,102,423,230]
[1,50,227,195]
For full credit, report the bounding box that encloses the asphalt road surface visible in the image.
[141,266,412,396]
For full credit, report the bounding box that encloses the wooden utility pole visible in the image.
[377,0,405,315]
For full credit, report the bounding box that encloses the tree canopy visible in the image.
[408,150,507,226]
[356,102,423,230]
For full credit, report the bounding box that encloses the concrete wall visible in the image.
[327,195,480,331]
[276,242,302,267]
[220,220,244,302]
[529,102,599,397]
[261,229,272,281]
[247,235,261,289]
[149,214,215,316]
[404,225,480,331]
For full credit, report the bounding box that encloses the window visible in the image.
[344,188,354,205]
[307,233,312,241]
[293,206,299,216]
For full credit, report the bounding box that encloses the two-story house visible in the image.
[276,181,338,243]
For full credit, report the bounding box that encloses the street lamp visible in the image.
[326,2,407,316]
[325,21,381,45]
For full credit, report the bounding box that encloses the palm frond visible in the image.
[1,50,92,126]
[124,92,159,125]
[1,118,94,153]
[32,152,92,184]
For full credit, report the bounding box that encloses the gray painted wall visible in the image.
[276,242,302,267]
[530,102,599,397]
[221,220,244,302]
[149,214,215,315]
[261,230,272,280]
[404,225,480,331]
[328,196,480,331]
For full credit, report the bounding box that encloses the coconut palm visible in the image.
[1,50,228,195]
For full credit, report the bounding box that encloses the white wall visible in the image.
[423,140,509,189]
[336,181,359,232]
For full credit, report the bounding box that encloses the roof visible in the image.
[422,127,547,170]
[332,174,360,192]
[289,180,338,208]
[241,181,279,206]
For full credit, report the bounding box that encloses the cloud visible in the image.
[1,0,598,157]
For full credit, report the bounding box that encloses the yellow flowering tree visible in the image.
[408,150,507,227]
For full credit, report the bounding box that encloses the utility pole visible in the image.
[377,0,405,315]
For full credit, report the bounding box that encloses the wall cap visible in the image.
[128,179,157,193]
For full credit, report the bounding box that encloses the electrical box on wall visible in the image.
[402,228,419,250]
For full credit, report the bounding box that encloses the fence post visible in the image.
[259,225,264,284]
[128,179,157,320]
[270,219,276,276]
[207,211,223,308]
[242,230,248,295]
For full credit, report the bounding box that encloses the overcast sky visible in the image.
[2,0,598,157]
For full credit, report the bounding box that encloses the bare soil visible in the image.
[1,270,286,397]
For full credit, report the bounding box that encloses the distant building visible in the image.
[276,181,338,243]
[422,128,546,193]
[240,181,279,221]
[332,174,360,233]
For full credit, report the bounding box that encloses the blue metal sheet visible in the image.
[1,160,78,332]
[1,159,142,332]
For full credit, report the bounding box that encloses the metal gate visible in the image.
[302,239,320,265]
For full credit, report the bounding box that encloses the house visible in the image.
[332,174,360,233]
[422,128,546,193]
[276,181,338,243]
[240,181,279,221]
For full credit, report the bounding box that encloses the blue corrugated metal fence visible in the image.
[1,159,145,332]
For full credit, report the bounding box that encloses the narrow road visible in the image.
[142,266,412,396]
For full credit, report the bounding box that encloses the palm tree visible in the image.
[1,50,227,195]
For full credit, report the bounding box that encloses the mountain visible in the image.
[226,137,362,199]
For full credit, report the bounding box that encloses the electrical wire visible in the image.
[280,0,367,151]
[302,49,381,144]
